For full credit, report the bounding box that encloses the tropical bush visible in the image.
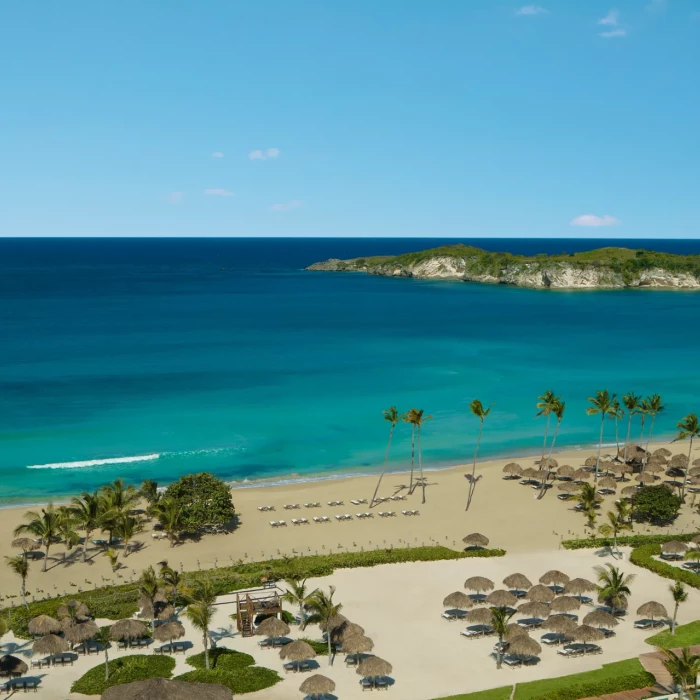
[632,485,682,524]
[530,670,656,700]
[298,637,332,655]
[562,532,697,550]
[164,472,236,530]
[629,543,700,589]
[186,648,254,671]
[174,666,281,694]
[70,655,175,695]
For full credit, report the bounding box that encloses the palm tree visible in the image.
[13,504,62,572]
[138,566,161,634]
[139,480,161,517]
[660,647,700,699]
[154,499,183,547]
[622,392,641,462]
[466,399,492,511]
[159,561,190,607]
[57,506,80,551]
[370,407,405,508]
[608,399,624,457]
[643,394,665,468]
[301,586,343,665]
[185,578,216,671]
[638,398,650,444]
[674,414,700,502]
[595,563,635,616]
[405,409,432,503]
[669,581,688,635]
[586,389,616,480]
[403,410,418,495]
[490,606,516,670]
[598,510,632,558]
[5,555,29,610]
[281,578,315,624]
[94,626,112,681]
[536,391,559,466]
[115,515,143,557]
[100,478,139,538]
[70,491,102,563]
[103,547,119,572]
[615,498,633,528]
[545,400,566,468]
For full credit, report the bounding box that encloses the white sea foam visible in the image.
[27,454,161,470]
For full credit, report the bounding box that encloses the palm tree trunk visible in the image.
[645,415,656,470]
[82,528,91,563]
[21,578,28,611]
[43,543,50,572]
[466,420,483,510]
[539,419,561,500]
[204,634,209,670]
[104,647,110,680]
[417,425,426,505]
[371,425,394,508]
[639,416,646,444]
[624,413,633,462]
[541,415,551,466]
[595,417,604,481]
[682,437,693,503]
[327,628,333,666]
[497,634,503,669]
[408,425,416,494]
[614,418,620,457]
[672,602,679,634]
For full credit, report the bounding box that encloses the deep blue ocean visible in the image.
[2,237,700,506]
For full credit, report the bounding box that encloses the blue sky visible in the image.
[1,1,698,238]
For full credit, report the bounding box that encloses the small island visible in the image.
[307,244,700,289]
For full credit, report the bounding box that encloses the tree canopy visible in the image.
[632,485,682,525]
[163,472,235,530]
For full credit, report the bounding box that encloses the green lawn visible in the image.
[646,620,700,649]
[434,658,646,700]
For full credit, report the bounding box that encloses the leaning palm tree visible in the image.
[100,478,138,516]
[608,399,624,457]
[5,555,29,610]
[674,414,700,502]
[599,510,632,558]
[13,504,62,572]
[586,389,616,480]
[138,566,161,634]
[281,578,315,624]
[595,563,635,616]
[622,392,641,463]
[154,499,183,547]
[370,407,405,508]
[643,394,665,468]
[669,581,688,635]
[301,586,343,665]
[158,562,190,607]
[70,491,102,563]
[660,647,700,699]
[405,408,432,502]
[466,399,492,511]
[185,583,216,671]
[545,399,566,469]
[115,515,143,557]
[638,398,650,444]
[490,606,516,670]
[536,391,559,466]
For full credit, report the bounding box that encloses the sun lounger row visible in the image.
[335,514,353,521]
[634,618,665,629]
[304,502,321,507]
[503,654,539,667]
[291,518,310,525]
[351,498,368,505]
[360,677,390,691]
[258,505,275,511]
[356,512,373,518]
[328,500,344,506]
[270,521,287,527]
[557,644,602,657]
[461,625,494,638]
[378,511,396,517]
[151,532,168,539]
[284,504,301,510]
[313,516,331,523]
[402,510,419,516]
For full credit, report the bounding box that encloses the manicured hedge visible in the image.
[174,666,281,694]
[70,654,175,695]
[531,670,656,700]
[629,543,700,589]
[186,648,255,671]
[562,532,697,550]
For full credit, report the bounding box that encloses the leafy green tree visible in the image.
[301,586,343,665]
[57,506,80,550]
[140,479,161,516]
[669,582,688,635]
[5,555,29,610]
[154,499,183,547]
[281,578,315,624]
[586,389,616,480]
[536,391,559,466]
[13,504,62,572]
[490,606,516,670]
[633,484,682,524]
[99,478,138,543]
[598,510,632,557]
[70,491,102,563]
[674,414,700,502]
[660,647,700,699]
[595,563,635,616]
[643,394,665,468]
[370,407,405,508]
[164,472,235,530]
[466,399,492,510]
[622,392,641,462]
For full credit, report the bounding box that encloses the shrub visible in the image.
[562,532,697,550]
[632,485,682,524]
[532,671,655,700]
[70,655,175,695]
[629,543,700,589]
[164,472,236,530]
[298,637,331,655]
[186,648,254,671]
[174,666,281,694]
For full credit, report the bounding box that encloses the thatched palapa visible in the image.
[539,570,570,587]
[503,463,522,477]
[33,634,68,655]
[255,617,290,639]
[583,610,619,629]
[464,576,494,593]
[572,469,592,481]
[299,674,335,699]
[342,634,374,654]
[465,607,493,624]
[63,620,98,646]
[558,482,579,494]
[28,615,61,636]
[101,678,231,700]
[661,541,688,555]
[279,640,316,661]
[486,590,517,608]
[11,538,41,553]
[443,591,472,610]
[636,601,668,620]
[503,573,532,591]
[0,655,28,677]
[56,600,90,621]
[654,448,672,458]
[564,578,596,597]
[110,619,148,641]
[507,635,542,657]
[517,602,550,619]
[542,615,576,633]
[525,584,555,603]
[356,656,392,678]
[597,477,617,491]
[153,621,185,643]
[557,465,574,479]
[572,625,605,645]
[550,596,580,614]
[463,533,489,548]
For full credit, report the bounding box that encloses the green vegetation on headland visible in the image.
[307,243,700,288]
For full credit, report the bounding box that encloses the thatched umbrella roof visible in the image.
[463,533,489,548]
[110,619,147,641]
[647,454,667,467]
[558,482,579,494]
[545,458,559,469]
[28,615,61,636]
[33,634,68,655]
[531,470,550,484]
[102,678,231,700]
[694,458,700,467]
[688,466,700,477]
[465,607,493,624]
[525,584,555,603]
[637,601,668,620]
[542,615,577,633]
[661,541,688,555]
[153,621,185,643]
[645,462,665,474]
[564,578,596,596]
[319,614,347,634]
[280,640,316,662]
[508,635,542,657]
[550,596,580,614]
[635,472,656,485]
[521,467,538,479]
[572,625,605,643]
[557,465,575,479]
[620,445,649,464]
[503,463,522,476]
[486,590,517,608]
[356,656,392,678]
[505,623,527,640]
[610,463,628,476]
[156,605,175,621]
[583,610,619,628]
[255,617,290,639]
[0,655,28,677]
[654,448,672,458]
[621,485,640,497]
[584,456,598,467]
[63,620,98,645]
[299,674,335,697]
[517,602,550,619]
[464,576,494,593]
[11,538,41,553]
[670,454,689,469]
[57,600,90,621]
[503,573,532,591]
[598,461,615,475]
[333,621,365,643]
[443,591,473,610]
[597,477,617,491]
[342,634,374,654]
[540,570,570,586]
[573,469,591,481]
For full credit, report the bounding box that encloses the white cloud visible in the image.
[204,188,234,197]
[271,200,303,212]
[166,191,185,204]
[600,28,627,37]
[570,214,620,227]
[598,9,619,25]
[211,152,224,158]
[515,5,548,16]
[249,147,281,161]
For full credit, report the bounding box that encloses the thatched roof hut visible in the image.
[654,448,672,458]
[0,655,28,677]
[620,485,640,497]
[572,625,605,643]
[486,590,517,608]
[299,674,335,699]
[503,463,522,477]
[550,596,580,614]
[504,623,527,640]
[63,620,98,646]
[28,615,61,636]
[356,656,392,678]
[153,621,185,643]
[557,465,574,479]
[597,476,617,491]
[101,678,231,700]
[584,456,598,468]
[464,576,494,593]
[558,482,579,494]
[517,601,550,619]
[539,570,570,586]
[503,574,532,591]
[11,538,40,553]
[56,600,90,621]
[110,619,147,641]
[255,617,290,639]
[564,578,596,597]
[443,592,472,610]
[507,635,542,657]
[463,533,489,548]
[33,634,68,655]
[670,454,689,469]
[525,584,555,604]
[279,640,316,662]
[465,607,493,624]
[583,610,619,629]
[637,601,668,621]
[645,461,665,474]
[542,615,576,634]
[318,613,347,634]
[333,621,365,643]
[342,634,374,655]
[635,472,656,485]
[661,541,688,555]
[619,445,649,464]
[572,469,592,481]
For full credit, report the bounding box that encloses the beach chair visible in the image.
[344,514,352,520]
[360,678,375,691]
[402,510,410,515]
[351,500,361,505]
[278,520,287,526]
[269,521,278,527]
[357,498,368,504]
[291,519,301,525]
[300,518,309,524]
[335,515,343,521]
[634,618,664,629]
[313,517,322,523]
[321,516,330,522]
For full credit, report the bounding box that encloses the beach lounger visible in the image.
[321,516,330,522]
[540,633,565,646]
[292,519,301,525]
[402,510,410,515]
[278,520,287,526]
[351,500,361,505]
[634,618,665,629]
[300,518,309,524]
[375,679,389,690]
[270,521,279,527]
[360,678,375,691]
[313,517,321,523]
[557,647,583,657]
[335,515,343,521]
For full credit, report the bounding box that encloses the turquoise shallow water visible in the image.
[2,237,700,506]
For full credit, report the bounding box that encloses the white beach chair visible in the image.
[300,518,309,524]
[335,515,343,521]
[270,521,278,527]
[278,520,287,526]
[313,517,322,523]
[292,519,301,525]
[351,500,361,505]
[321,516,330,522]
